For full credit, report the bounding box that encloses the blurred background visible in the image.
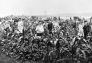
[0,0,92,17]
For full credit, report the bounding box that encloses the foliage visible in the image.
[0,16,92,63]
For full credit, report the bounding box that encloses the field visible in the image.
[0,16,92,63]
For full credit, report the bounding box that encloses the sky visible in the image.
[0,0,92,17]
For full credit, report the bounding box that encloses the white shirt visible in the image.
[36,24,44,33]
[78,23,84,36]
[52,21,60,32]
[18,21,23,33]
